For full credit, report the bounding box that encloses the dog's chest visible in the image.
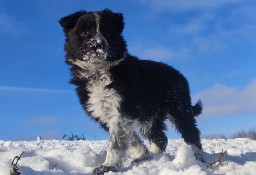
[86,71,121,126]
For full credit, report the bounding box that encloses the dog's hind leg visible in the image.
[140,119,168,154]
[129,132,149,163]
[168,97,204,161]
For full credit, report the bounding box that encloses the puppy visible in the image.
[59,9,203,174]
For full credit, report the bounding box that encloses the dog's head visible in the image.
[59,9,127,66]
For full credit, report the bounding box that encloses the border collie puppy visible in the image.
[59,9,203,175]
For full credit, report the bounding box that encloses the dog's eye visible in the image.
[80,31,89,37]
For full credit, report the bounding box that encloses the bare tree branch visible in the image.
[209,149,227,166]
[10,152,24,175]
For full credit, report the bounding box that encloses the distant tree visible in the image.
[233,129,256,140]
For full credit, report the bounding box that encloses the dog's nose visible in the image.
[96,41,103,49]
[92,37,106,51]
[92,38,104,50]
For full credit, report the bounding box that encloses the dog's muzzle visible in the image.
[82,37,108,61]
[92,38,104,50]
[91,37,108,53]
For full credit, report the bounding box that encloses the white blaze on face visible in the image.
[95,13,100,35]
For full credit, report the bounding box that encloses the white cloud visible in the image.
[0,85,73,93]
[166,2,256,53]
[142,0,244,11]
[24,116,58,126]
[139,47,176,61]
[194,79,256,117]
[0,12,17,33]
[0,11,27,34]
[129,45,189,61]
[0,14,10,31]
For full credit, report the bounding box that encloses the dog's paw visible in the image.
[93,165,117,175]
[191,144,206,163]
[131,152,153,165]
[194,152,206,163]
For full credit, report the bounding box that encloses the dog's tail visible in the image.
[192,99,203,117]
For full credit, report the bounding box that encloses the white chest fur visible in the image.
[72,59,123,127]
[86,73,122,126]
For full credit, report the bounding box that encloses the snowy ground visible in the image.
[1,138,256,175]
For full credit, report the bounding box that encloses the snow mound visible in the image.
[0,139,256,175]
[173,144,197,167]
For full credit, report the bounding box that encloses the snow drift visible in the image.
[1,138,256,175]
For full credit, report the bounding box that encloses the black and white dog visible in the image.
[60,9,203,174]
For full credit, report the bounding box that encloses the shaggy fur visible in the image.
[59,9,203,175]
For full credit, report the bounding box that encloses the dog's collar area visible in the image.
[70,57,126,79]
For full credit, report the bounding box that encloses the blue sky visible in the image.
[0,0,256,141]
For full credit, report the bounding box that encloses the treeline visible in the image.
[233,129,256,140]
[203,129,256,140]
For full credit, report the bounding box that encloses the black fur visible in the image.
[60,9,203,174]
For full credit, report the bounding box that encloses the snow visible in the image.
[1,138,256,175]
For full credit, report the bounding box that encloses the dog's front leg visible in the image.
[93,117,134,175]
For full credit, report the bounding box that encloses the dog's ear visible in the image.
[59,11,85,32]
[101,9,124,32]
